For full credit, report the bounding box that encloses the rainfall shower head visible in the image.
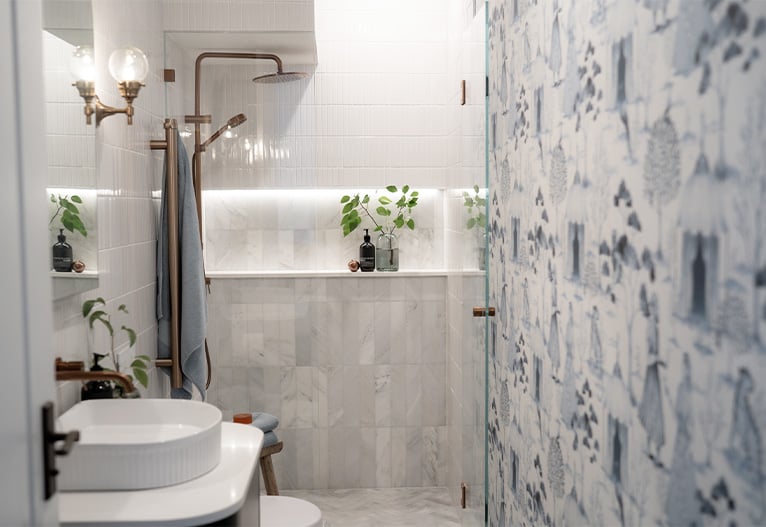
[252,70,309,84]
[200,113,247,151]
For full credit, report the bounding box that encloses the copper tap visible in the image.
[55,357,137,395]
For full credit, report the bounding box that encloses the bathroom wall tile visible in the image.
[359,428,377,489]
[373,302,391,364]
[293,427,318,489]
[404,301,423,364]
[405,427,423,487]
[373,365,392,427]
[358,366,376,428]
[391,427,407,488]
[326,365,344,427]
[405,365,423,427]
[313,367,328,428]
[389,365,408,427]
[357,302,375,365]
[422,363,446,426]
[389,301,407,364]
[375,427,392,488]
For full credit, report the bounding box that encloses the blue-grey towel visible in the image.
[263,430,279,448]
[157,131,207,400]
[252,412,279,432]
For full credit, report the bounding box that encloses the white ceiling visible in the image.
[164,31,317,67]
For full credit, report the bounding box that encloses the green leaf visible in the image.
[378,196,392,205]
[385,185,397,193]
[70,195,83,204]
[467,218,476,229]
[123,326,136,347]
[130,359,147,370]
[410,191,418,197]
[394,216,405,229]
[342,201,355,214]
[82,298,105,317]
[136,354,151,361]
[376,206,391,217]
[374,225,383,232]
[50,194,56,203]
[464,197,474,206]
[406,218,415,230]
[477,198,486,206]
[340,195,350,203]
[474,184,480,193]
[118,304,128,313]
[402,185,409,193]
[396,196,406,207]
[62,200,79,214]
[133,367,149,388]
[362,195,370,204]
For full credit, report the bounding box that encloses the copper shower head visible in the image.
[252,71,309,84]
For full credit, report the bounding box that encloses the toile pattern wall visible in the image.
[488,0,766,525]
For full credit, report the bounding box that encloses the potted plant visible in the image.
[340,185,418,271]
[49,193,87,272]
[463,185,487,270]
[82,297,150,397]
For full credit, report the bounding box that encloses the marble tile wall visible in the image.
[206,276,448,490]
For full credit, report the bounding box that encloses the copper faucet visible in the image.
[55,358,137,396]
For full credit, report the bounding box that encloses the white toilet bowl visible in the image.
[261,495,322,527]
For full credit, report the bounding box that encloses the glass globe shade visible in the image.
[69,46,96,82]
[107,47,148,83]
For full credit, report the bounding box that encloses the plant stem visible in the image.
[49,205,64,226]
[358,200,382,230]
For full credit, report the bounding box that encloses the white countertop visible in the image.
[59,423,264,527]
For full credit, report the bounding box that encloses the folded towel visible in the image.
[157,130,207,400]
[252,412,279,432]
[263,431,279,448]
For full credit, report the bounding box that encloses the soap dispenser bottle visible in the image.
[359,228,376,272]
[52,228,73,272]
[81,353,115,400]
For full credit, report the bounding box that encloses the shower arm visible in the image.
[187,52,283,245]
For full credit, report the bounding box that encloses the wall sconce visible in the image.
[70,46,148,126]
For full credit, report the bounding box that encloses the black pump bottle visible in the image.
[360,228,375,272]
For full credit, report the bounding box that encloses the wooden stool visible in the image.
[260,441,283,495]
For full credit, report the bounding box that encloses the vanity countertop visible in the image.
[59,423,263,526]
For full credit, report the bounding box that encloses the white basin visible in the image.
[57,399,222,491]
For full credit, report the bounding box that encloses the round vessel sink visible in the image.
[57,399,222,491]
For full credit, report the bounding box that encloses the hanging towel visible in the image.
[157,131,207,400]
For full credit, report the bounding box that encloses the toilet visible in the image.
[261,496,323,527]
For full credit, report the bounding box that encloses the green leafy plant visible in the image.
[50,193,87,237]
[82,298,150,390]
[463,185,486,230]
[340,185,419,236]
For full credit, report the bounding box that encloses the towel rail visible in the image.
[150,118,183,390]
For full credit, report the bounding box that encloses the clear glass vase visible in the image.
[376,231,399,271]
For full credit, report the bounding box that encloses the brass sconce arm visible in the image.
[94,80,144,126]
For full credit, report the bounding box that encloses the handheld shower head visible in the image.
[201,113,247,151]
[227,113,247,128]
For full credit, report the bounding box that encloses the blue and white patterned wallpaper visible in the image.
[487,0,766,525]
